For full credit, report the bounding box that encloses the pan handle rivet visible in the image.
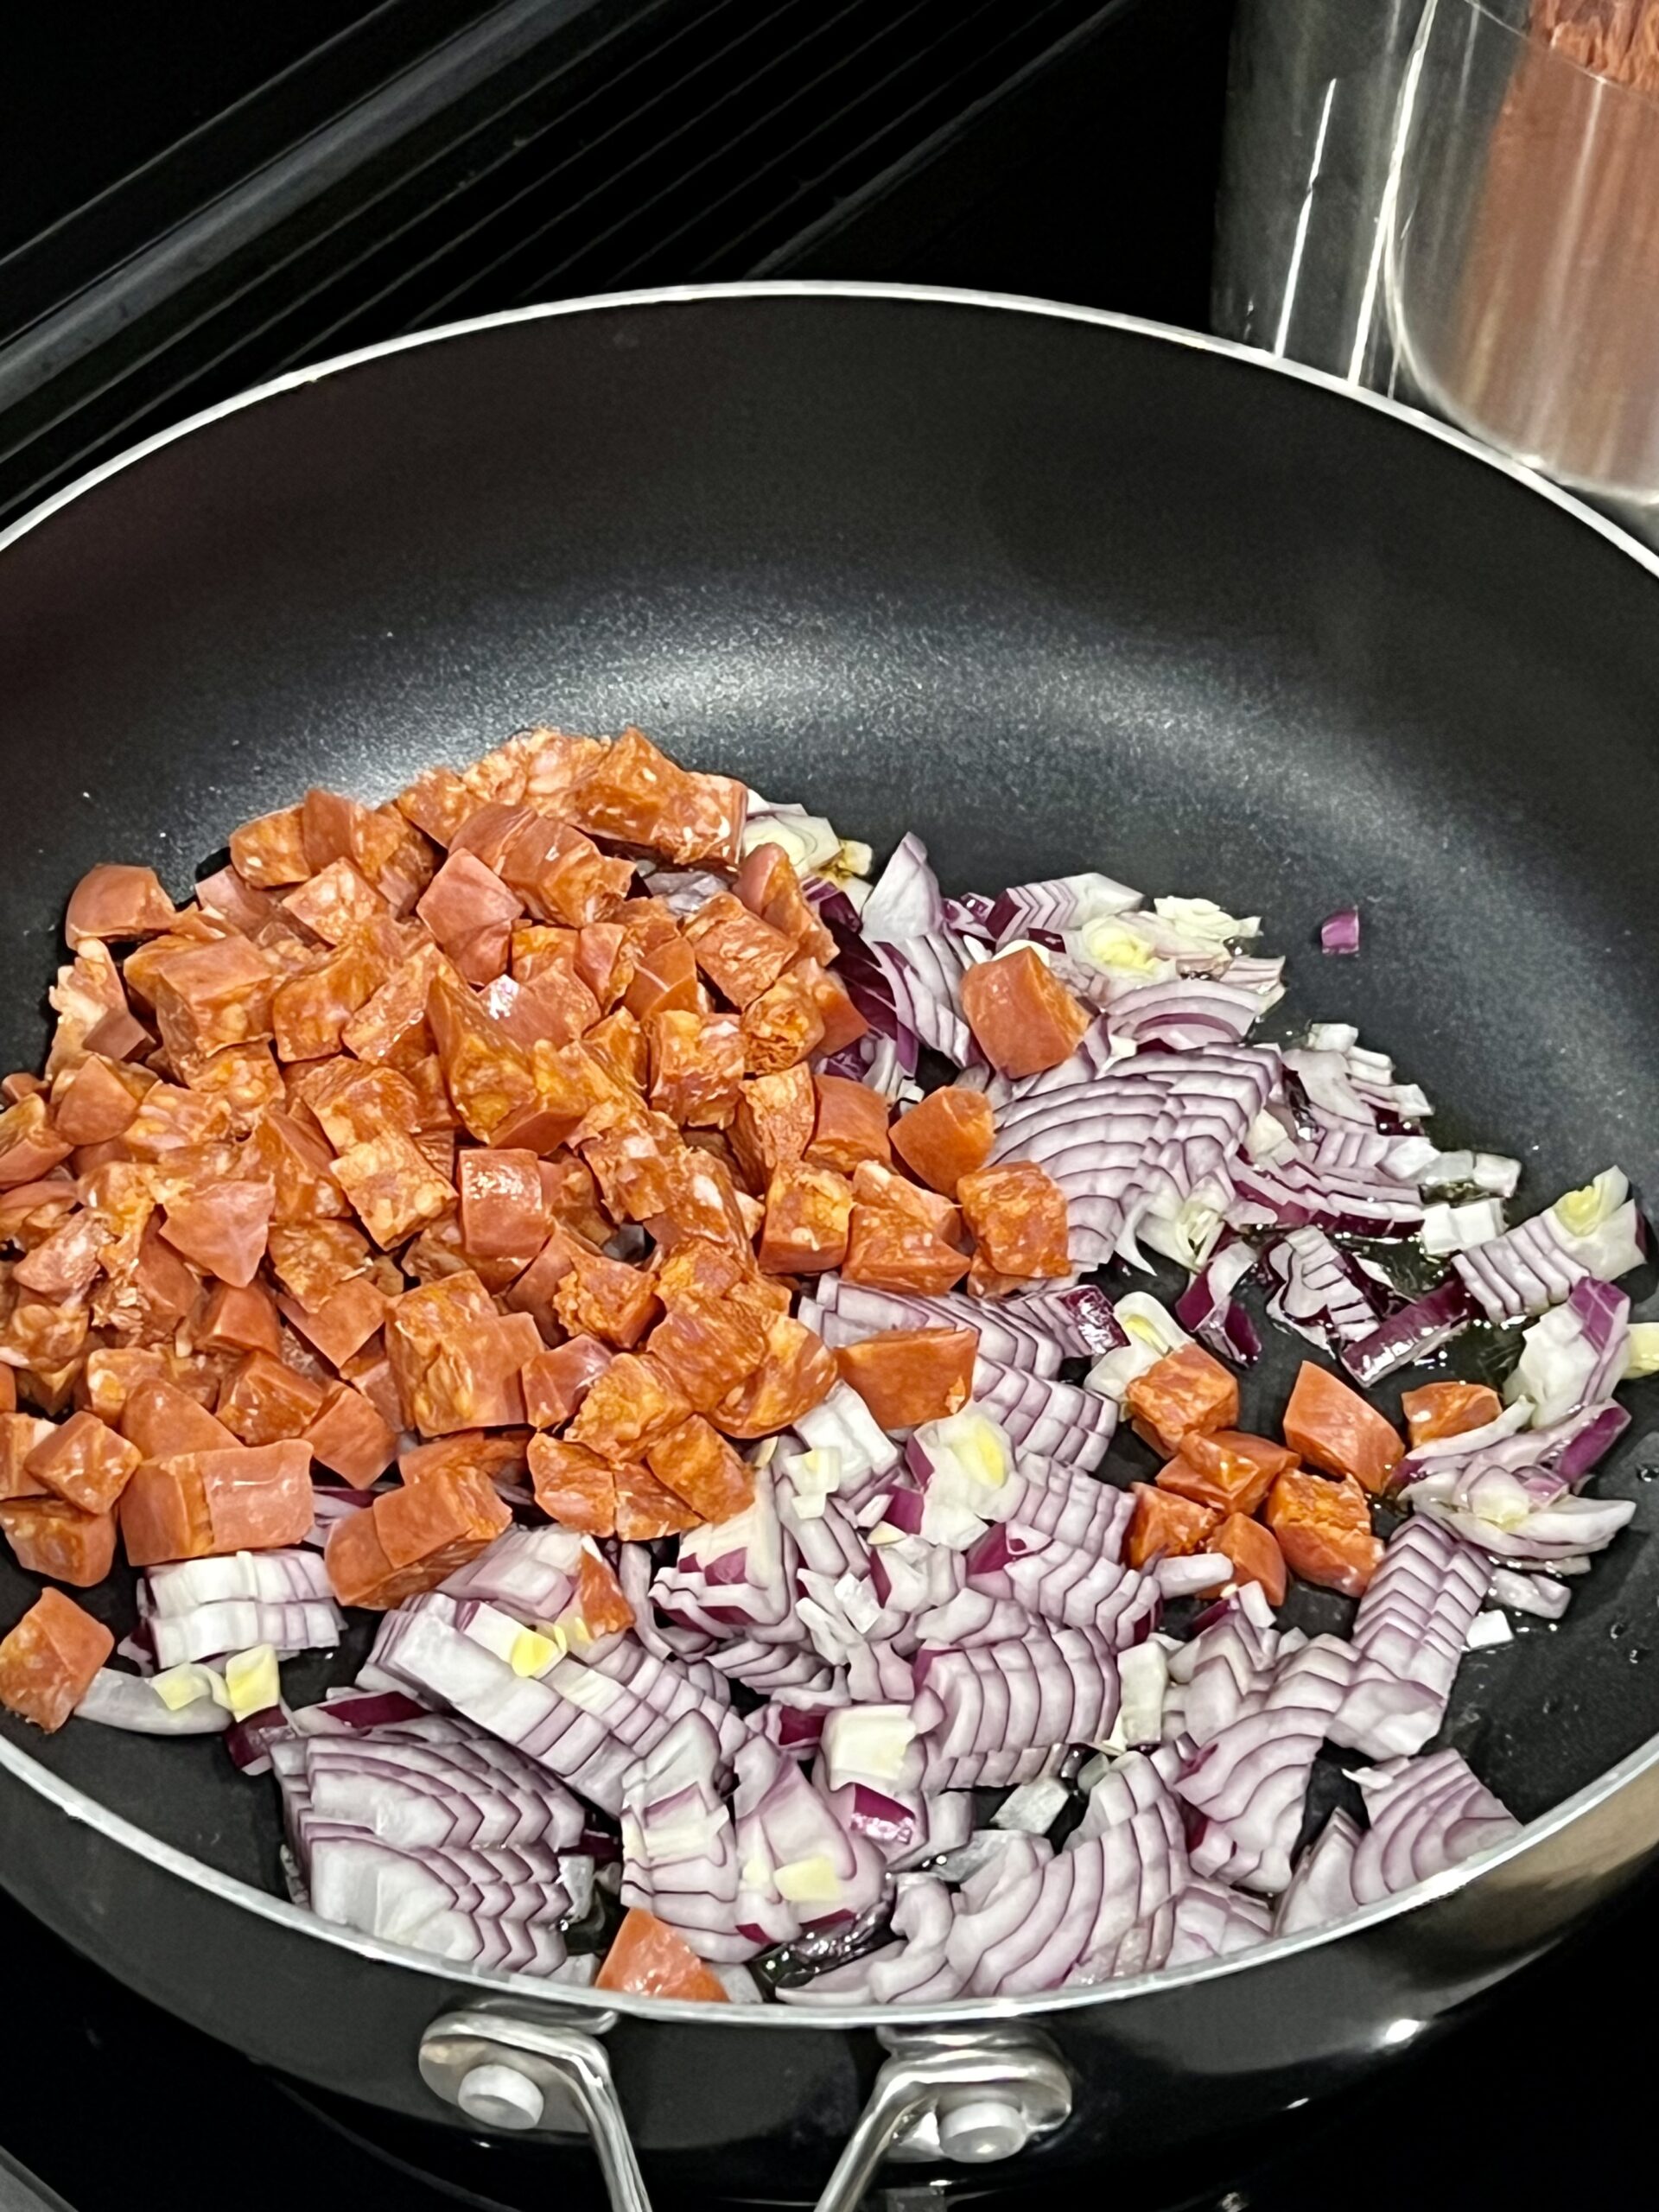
[937,2099,1030,2163]
[457,2061,546,2132]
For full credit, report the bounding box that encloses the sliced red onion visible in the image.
[731,1736,887,1948]
[1319,907,1361,956]
[1001,1283,1126,1358]
[145,1549,334,1614]
[149,1598,342,1670]
[1155,1554,1233,1599]
[1263,1225,1394,1354]
[439,1526,584,1624]
[1273,1809,1362,1936]
[1452,1168,1643,1322]
[226,1705,294,1776]
[1166,1875,1274,1963]
[908,1627,1119,1789]
[619,1713,755,1962]
[1174,1587,1294,1748]
[791,1381,904,1490]
[1175,1239,1262,1366]
[1107,977,1268,1053]
[75,1668,232,1735]
[1490,1568,1572,1620]
[304,1725,587,1853]
[969,1357,1118,1470]
[1326,1521,1489,1760]
[1506,1278,1630,1427]
[988,872,1141,945]
[1350,1749,1520,1902]
[292,1688,432,1733]
[861,832,945,940]
[807,1275,1063,1377]
[653,1465,800,1646]
[305,1826,571,1974]
[1422,1149,1522,1198]
[1340,1276,1480,1389]
[1232,1154,1424,1238]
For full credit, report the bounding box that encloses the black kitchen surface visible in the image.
[0,1871,1647,2211]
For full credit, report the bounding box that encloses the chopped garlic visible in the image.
[151,1663,218,1712]
[1074,915,1172,980]
[821,1703,917,1790]
[773,1855,843,1905]
[510,1628,560,1678]
[224,1643,280,1721]
[1627,1324,1659,1379]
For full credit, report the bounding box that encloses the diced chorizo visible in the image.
[0,1414,54,1500]
[574,922,634,1012]
[217,1351,327,1446]
[66,863,177,950]
[183,1041,283,1131]
[890,1086,995,1198]
[306,1063,423,1154]
[623,936,705,1023]
[1125,1344,1241,1459]
[303,1382,397,1487]
[271,931,387,1062]
[325,1461,510,1609]
[398,1428,529,1486]
[480,968,601,1052]
[652,768,747,872]
[416,851,522,982]
[158,1178,275,1287]
[640,1145,752,1253]
[683,893,796,1008]
[121,1084,235,1161]
[149,936,276,1077]
[842,1207,968,1296]
[340,940,450,1070]
[569,728,745,868]
[0,1095,73,1186]
[807,1075,891,1176]
[245,1113,350,1224]
[0,1497,118,1588]
[299,787,400,883]
[1125,1483,1221,1569]
[0,1180,78,1248]
[733,843,836,962]
[646,1292,771,1415]
[645,1415,753,1522]
[283,857,388,946]
[119,1379,236,1458]
[121,1440,314,1565]
[791,959,868,1058]
[714,1315,836,1439]
[647,1010,745,1128]
[333,1128,455,1249]
[75,1351,168,1427]
[25,1410,142,1515]
[276,1274,385,1370]
[613,898,680,957]
[499,816,633,928]
[1282,1363,1405,1496]
[508,923,581,989]
[528,1436,617,1534]
[1212,1514,1287,1607]
[458,1147,550,1271]
[539,1152,612,1246]
[14,1210,103,1303]
[196,863,276,936]
[567,1353,690,1459]
[957,1160,1069,1281]
[959,947,1090,1078]
[578,1109,682,1230]
[230,805,311,889]
[0,1373,15,1416]
[0,1292,92,1375]
[1401,1380,1503,1448]
[199,1281,283,1359]
[522,1338,610,1429]
[80,1007,151,1065]
[740,966,826,1074]
[426,970,540,1142]
[385,1275,543,1435]
[550,1236,662,1349]
[1263,1468,1382,1598]
[265,1222,372,1312]
[1159,1430,1297,1516]
[728,1065,816,1191]
[758,1162,853,1274]
[569,1546,637,1643]
[0,1588,114,1730]
[835,1327,976,1431]
[522,728,607,812]
[395,762,476,847]
[611,1458,701,1541]
[594,1908,729,2003]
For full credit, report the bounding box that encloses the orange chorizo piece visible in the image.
[276,1273,385,1367]
[1401,1380,1503,1448]
[583,1011,649,1096]
[573,921,634,1012]
[326,1461,510,1610]
[65,863,178,949]
[757,1163,853,1275]
[199,1281,284,1359]
[458,1148,550,1274]
[521,728,608,812]
[732,843,836,963]
[579,1109,683,1225]
[527,1436,618,1535]
[611,1459,701,1541]
[266,1220,374,1309]
[567,1355,690,1459]
[1125,1344,1241,1459]
[13,1210,103,1303]
[642,1146,755,1254]
[729,1065,817,1190]
[340,940,450,1070]
[0,1291,91,1375]
[0,1414,55,1500]
[51,1054,149,1145]
[1157,1429,1296,1516]
[391,1299,543,1437]
[24,1411,142,1515]
[230,805,312,889]
[416,851,522,983]
[0,1095,73,1185]
[282,857,387,946]
[1264,1467,1382,1598]
[1125,1484,1221,1569]
[243,1113,349,1224]
[0,1589,114,1731]
[565,1547,637,1643]
[123,1440,315,1565]
[333,1128,456,1249]
[303,1383,397,1487]
[425,972,541,1142]
[1281,1363,1405,1496]
[959,947,1090,1079]
[217,1352,327,1446]
[806,1076,891,1176]
[647,1011,746,1128]
[183,1040,284,1131]
[523,1338,613,1429]
[480,968,601,1053]
[835,1327,977,1432]
[552,1241,662,1350]
[568,728,741,867]
[539,1153,612,1246]
[297,1061,421,1151]
[121,1089,236,1166]
[645,1415,753,1523]
[499,816,633,929]
[159,1179,276,1287]
[394,763,475,848]
[595,1908,730,2002]
[399,1432,530,1487]
[149,936,276,1077]
[739,965,826,1074]
[197,862,276,935]
[890,1086,995,1198]
[0,1498,118,1588]
[683,893,797,1009]
[646,1297,772,1415]
[118,1379,237,1459]
[623,937,706,1024]
[842,1163,969,1296]
[506,923,582,996]
[713,1315,836,1440]
[271,931,389,1063]
[958,1161,1069,1281]
[1212,1514,1287,1607]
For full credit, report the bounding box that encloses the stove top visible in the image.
[0,1872,1646,2211]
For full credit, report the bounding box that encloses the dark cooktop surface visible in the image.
[0,1873,1647,2211]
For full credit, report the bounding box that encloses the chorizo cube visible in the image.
[197,1440,315,1552]
[960,947,1090,1079]
[398,1430,529,1486]
[645,1415,753,1523]
[282,857,387,946]
[0,1588,114,1730]
[1263,1467,1382,1599]
[110,1083,233,1164]
[230,805,311,888]
[552,1243,662,1350]
[52,1054,148,1146]
[714,1315,836,1439]
[836,1327,976,1432]
[509,922,581,988]
[481,968,599,1052]
[1158,1430,1296,1516]
[683,893,797,1008]
[522,728,607,811]
[1125,1484,1221,1571]
[842,1210,969,1295]
[739,966,826,1074]
[652,767,747,871]
[891,1086,995,1198]
[266,1220,374,1308]
[623,937,705,1024]
[150,937,276,1076]
[197,862,275,934]
[118,1378,237,1458]
[612,1458,701,1541]
[504,1225,582,1339]
[347,1463,509,1608]
[159,1179,276,1287]
[1125,1344,1241,1459]
[1212,1514,1287,1607]
[729,1065,816,1189]
[416,850,522,982]
[540,1152,612,1246]
[528,1436,617,1534]
[0,1095,74,1186]
[579,1110,682,1225]
[758,1162,853,1274]
[340,940,450,1070]
[646,1010,745,1128]
[217,1351,327,1446]
[564,728,687,849]
[806,1075,892,1176]
[334,1128,456,1248]
[791,959,868,1058]
[243,1112,349,1224]
[386,1285,543,1436]
[395,763,475,847]
[639,1146,752,1253]
[957,1160,1070,1280]
[574,921,635,1012]
[0,1497,118,1587]
[303,1062,423,1152]
[567,1353,690,1459]
[65,863,177,950]
[0,1413,55,1500]
[426,971,539,1142]
[183,1040,284,1131]
[1282,1363,1405,1496]
[303,1383,397,1488]
[569,1545,638,1643]
[199,1281,283,1359]
[459,1148,550,1268]
[271,931,388,1063]
[500,817,633,929]
[732,843,836,963]
[646,1294,771,1414]
[24,1411,142,1515]
[451,800,532,872]
[523,1337,612,1428]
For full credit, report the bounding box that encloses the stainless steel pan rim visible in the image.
[3,277,1656,2032]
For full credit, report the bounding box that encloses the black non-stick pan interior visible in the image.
[0,289,1655,1903]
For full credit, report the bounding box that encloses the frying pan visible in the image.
[1,283,1657,2209]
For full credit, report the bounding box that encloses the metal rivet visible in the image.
[936,2097,1030,2163]
[456,2061,545,2132]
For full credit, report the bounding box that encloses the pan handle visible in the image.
[421,2007,1071,2212]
